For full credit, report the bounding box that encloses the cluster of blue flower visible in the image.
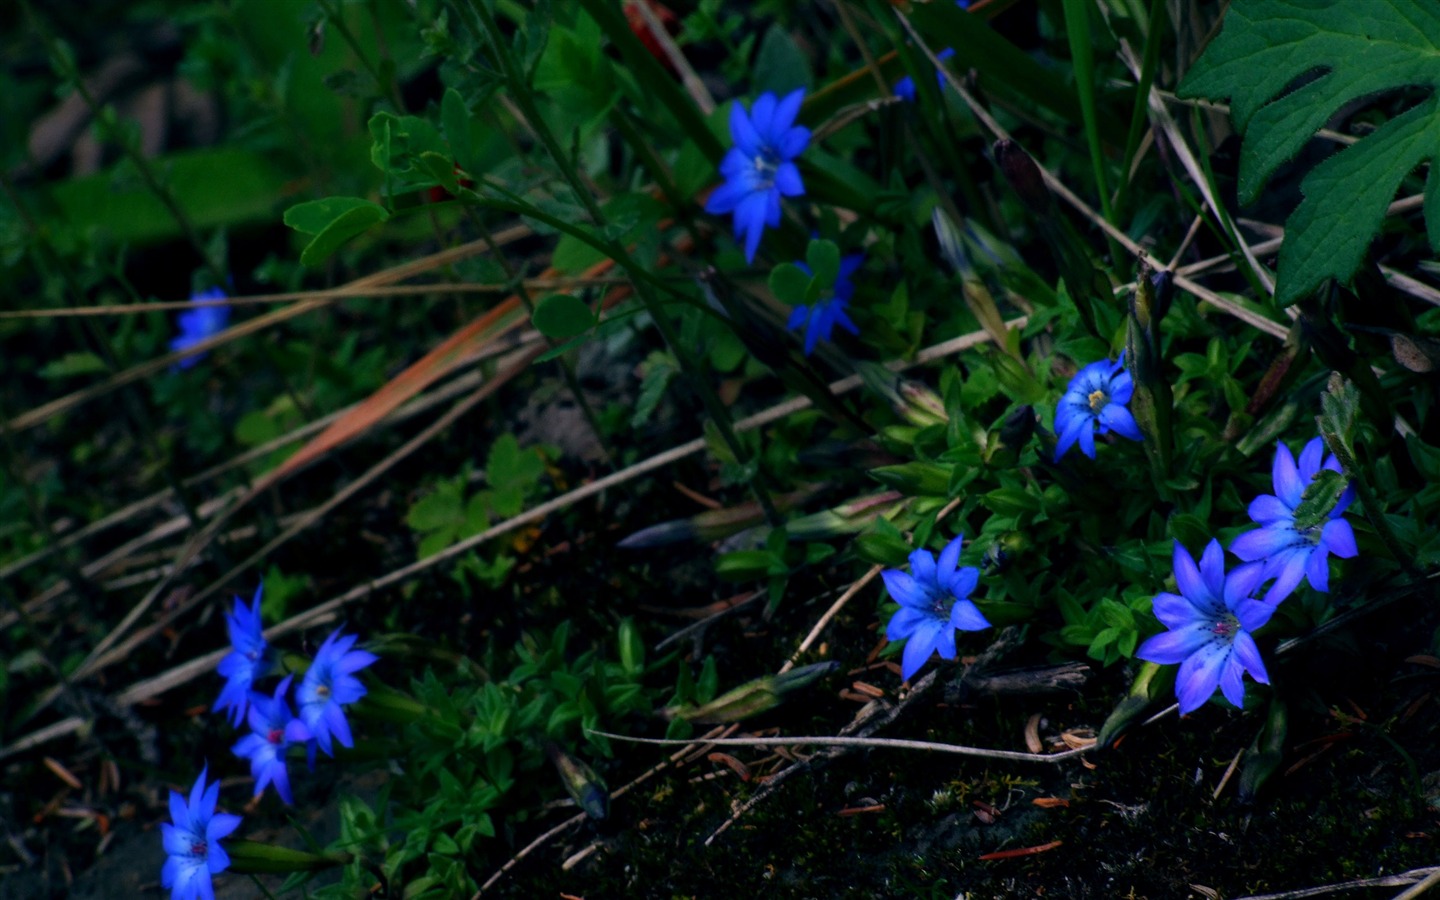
[880,350,1358,718]
[162,585,377,900]
[1137,437,1357,713]
[170,286,230,369]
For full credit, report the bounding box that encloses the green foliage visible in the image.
[405,436,549,560]
[1180,1,1440,304]
[283,196,391,266]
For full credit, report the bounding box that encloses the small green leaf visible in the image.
[804,238,841,287]
[768,262,812,304]
[531,293,596,339]
[283,197,390,266]
[414,151,460,195]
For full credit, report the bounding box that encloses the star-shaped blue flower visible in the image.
[214,585,271,728]
[704,89,810,263]
[1137,540,1273,715]
[160,766,241,900]
[232,676,298,804]
[170,287,230,369]
[787,253,864,354]
[290,629,377,756]
[883,534,991,681]
[1053,355,1143,461]
[1230,437,1358,606]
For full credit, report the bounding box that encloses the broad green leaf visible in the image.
[752,24,811,95]
[283,197,391,267]
[531,293,596,339]
[768,262,812,305]
[1179,1,1440,305]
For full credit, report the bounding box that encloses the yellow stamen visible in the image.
[1087,389,1107,411]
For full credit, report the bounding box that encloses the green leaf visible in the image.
[768,262,812,304]
[440,88,484,176]
[752,24,811,94]
[804,239,841,287]
[532,293,596,339]
[1178,1,1440,305]
[283,197,390,266]
[1292,468,1349,531]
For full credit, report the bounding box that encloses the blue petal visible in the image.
[207,843,231,875]
[750,92,779,137]
[1150,591,1202,630]
[1261,548,1310,605]
[1247,494,1291,525]
[1175,642,1228,714]
[1171,541,1210,607]
[1235,597,1275,633]
[1223,561,1265,610]
[950,598,990,631]
[704,178,750,215]
[1304,543,1331,592]
[932,620,958,660]
[729,100,761,155]
[1217,655,1246,708]
[1231,630,1269,684]
[1108,371,1135,404]
[1198,539,1226,603]
[1272,442,1304,508]
[948,566,979,602]
[787,305,810,331]
[900,619,944,680]
[736,192,769,262]
[162,822,191,856]
[774,161,804,196]
[908,548,938,590]
[1230,523,1297,561]
[1099,404,1143,441]
[1136,624,1209,664]
[886,605,928,641]
[893,74,917,102]
[937,535,963,582]
[770,89,806,138]
[169,790,188,828]
[778,125,810,161]
[1297,437,1325,482]
[1331,483,1356,517]
[1321,519,1358,558]
[1053,410,1089,462]
[1077,420,1096,458]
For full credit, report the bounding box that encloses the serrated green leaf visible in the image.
[1292,468,1348,531]
[1179,1,1440,305]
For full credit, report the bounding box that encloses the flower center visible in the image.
[1087,389,1109,412]
[316,683,331,699]
[1211,613,1239,638]
[267,728,284,744]
[752,148,779,187]
[191,841,207,858]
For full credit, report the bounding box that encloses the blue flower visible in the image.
[882,534,991,681]
[1230,437,1358,606]
[161,766,241,900]
[1136,540,1273,715]
[214,585,271,728]
[1052,355,1143,461]
[787,254,864,354]
[232,676,297,804]
[170,287,230,369]
[704,89,810,263]
[894,47,957,102]
[291,629,377,756]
